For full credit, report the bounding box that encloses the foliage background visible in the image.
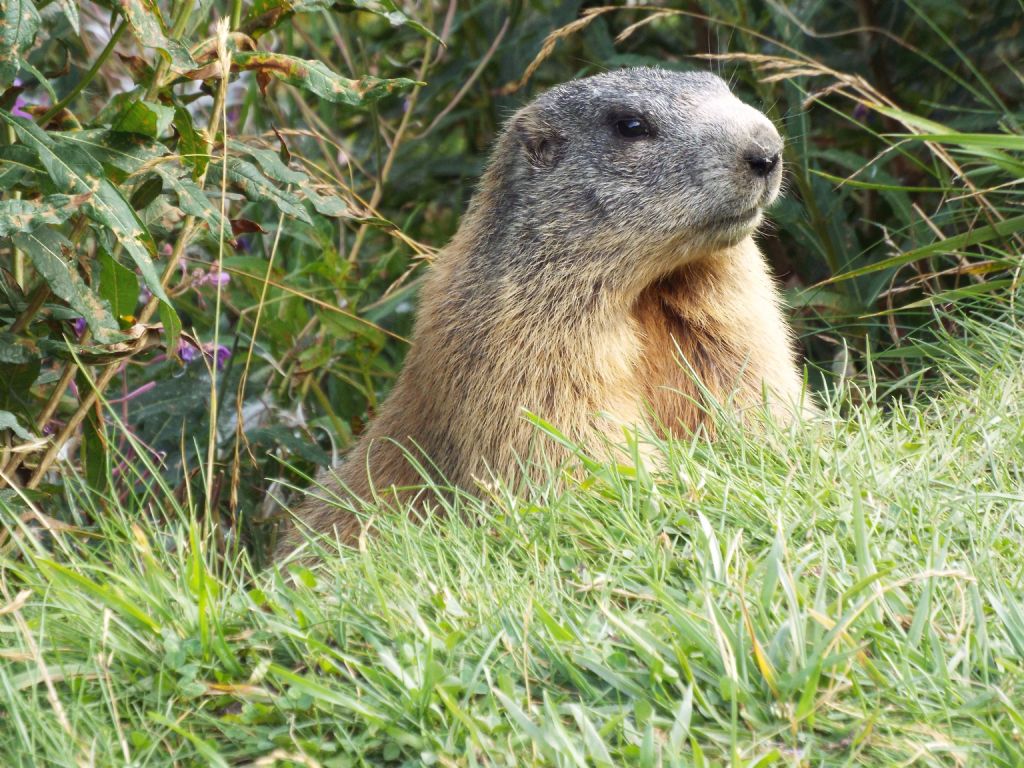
[1,0,1022,559]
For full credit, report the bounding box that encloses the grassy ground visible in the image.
[2,310,1024,766]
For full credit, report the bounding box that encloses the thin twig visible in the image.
[419,17,509,139]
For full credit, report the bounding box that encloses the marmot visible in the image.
[282,67,810,551]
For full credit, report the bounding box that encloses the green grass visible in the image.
[2,308,1024,766]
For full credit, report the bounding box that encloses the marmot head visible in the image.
[475,67,783,282]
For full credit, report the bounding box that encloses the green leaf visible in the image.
[207,157,312,223]
[871,106,1024,175]
[232,52,417,106]
[0,0,41,89]
[247,426,329,465]
[156,169,229,237]
[54,0,80,34]
[111,99,175,138]
[903,132,1024,151]
[81,407,109,493]
[0,409,32,440]
[241,0,439,41]
[0,359,39,413]
[98,250,140,320]
[159,300,181,357]
[12,228,123,344]
[0,144,41,188]
[239,146,307,184]
[173,107,208,177]
[2,113,171,308]
[341,0,440,41]
[0,333,40,364]
[0,193,88,237]
[116,0,196,72]
[61,128,168,175]
[242,0,331,38]
[306,188,347,217]
[825,214,1024,284]
[37,559,162,632]
[129,175,164,210]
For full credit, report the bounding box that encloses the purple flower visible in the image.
[177,339,230,370]
[852,103,869,122]
[178,340,201,363]
[11,79,48,119]
[192,266,230,289]
[214,344,231,370]
[11,78,30,119]
[12,96,31,119]
[72,317,87,338]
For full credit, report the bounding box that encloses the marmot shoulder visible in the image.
[283,67,811,551]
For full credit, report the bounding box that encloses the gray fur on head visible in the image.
[467,67,784,293]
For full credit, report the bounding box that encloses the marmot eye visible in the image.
[615,117,650,139]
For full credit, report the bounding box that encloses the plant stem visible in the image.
[6,124,24,286]
[205,20,234,521]
[38,23,128,125]
[25,64,234,489]
[8,284,50,335]
[345,38,434,266]
[230,204,287,511]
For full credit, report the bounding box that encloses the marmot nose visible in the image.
[744,151,781,178]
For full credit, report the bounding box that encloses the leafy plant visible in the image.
[0,0,430,537]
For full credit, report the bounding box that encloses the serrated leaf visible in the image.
[0,193,88,236]
[2,114,171,308]
[305,188,347,217]
[232,52,417,106]
[239,146,306,184]
[0,409,32,440]
[0,0,41,89]
[111,99,175,138]
[156,169,229,237]
[12,228,122,344]
[116,0,196,72]
[98,250,140,320]
[207,156,312,223]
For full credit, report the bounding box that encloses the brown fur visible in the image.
[279,69,811,554]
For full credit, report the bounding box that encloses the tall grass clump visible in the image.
[2,300,1024,764]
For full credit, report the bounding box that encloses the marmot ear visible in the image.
[512,109,565,169]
